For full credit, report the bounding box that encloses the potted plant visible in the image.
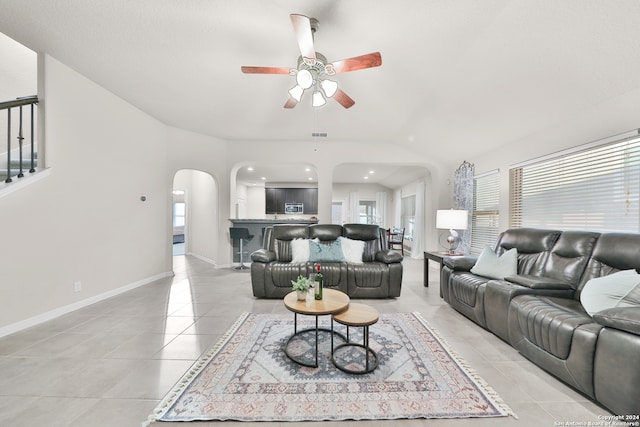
[291,275,312,300]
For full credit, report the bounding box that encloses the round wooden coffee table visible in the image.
[331,303,379,374]
[283,288,350,367]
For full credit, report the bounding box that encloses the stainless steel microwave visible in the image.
[284,203,304,214]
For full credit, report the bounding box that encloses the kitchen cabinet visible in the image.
[265,188,318,214]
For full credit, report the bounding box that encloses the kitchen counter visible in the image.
[230,218,318,224]
[228,218,319,263]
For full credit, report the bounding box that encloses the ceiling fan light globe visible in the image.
[312,90,326,107]
[288,85,304,102]
[296,69,313,89]
[321,79,338,98]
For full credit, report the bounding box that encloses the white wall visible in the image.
[0,32,36,100]
[466,87,640,232]
[246,185,265,219]
[0,55,171,333]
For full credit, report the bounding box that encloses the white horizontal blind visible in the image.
[510,134,640,232]
[471,170,500,254]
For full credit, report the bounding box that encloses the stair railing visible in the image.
[1,95,38,183]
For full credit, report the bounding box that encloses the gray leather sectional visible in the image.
[250,223,403,298]
[441,228,640,416]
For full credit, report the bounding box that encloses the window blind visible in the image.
[510,132,640,232]
[471,170,500,254]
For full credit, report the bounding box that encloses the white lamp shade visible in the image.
[320,79,338,98]
[288,85,304,102]
[296,69,313,89]
[436,209,468,230]
[312,90,326,107]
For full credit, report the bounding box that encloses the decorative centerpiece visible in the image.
[291,275,312,300]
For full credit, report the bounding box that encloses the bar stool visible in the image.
[331,303,379,374]
[229,227,254,270]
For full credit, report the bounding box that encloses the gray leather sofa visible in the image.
[250,223,403,298]
[441,228,640,416]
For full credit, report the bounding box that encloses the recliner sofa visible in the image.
[441,228,640,416]
[250,223,403,298]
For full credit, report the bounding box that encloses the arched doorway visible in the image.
[172,169,218,265]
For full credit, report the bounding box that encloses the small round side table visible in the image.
[283,289,350,368]
[331,303,379,374]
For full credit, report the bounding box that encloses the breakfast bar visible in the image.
[228,218,318,263]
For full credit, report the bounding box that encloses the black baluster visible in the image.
[29,103,35,173]
[5,108,11,183]
[17,105,24,178]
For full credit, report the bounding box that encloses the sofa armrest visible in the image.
[251,249,276,263]
[442,256,477,271]
[376,250,403,264]
[505,274,573,290]
[593,307,640,336]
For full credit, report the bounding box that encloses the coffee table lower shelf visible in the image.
[283,314,347,368]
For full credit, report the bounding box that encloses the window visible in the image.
[332,201,344,224]
[401,195,416,240]
[510,130,640,232]
[358,200,377,224]
[173,202,186,227]
[472,170,499,254]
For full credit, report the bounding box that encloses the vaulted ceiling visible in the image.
[2,0,640,185]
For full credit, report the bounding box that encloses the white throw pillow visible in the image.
[338,236,365,264]
[290,238,311,263]
[470,246,518,280]
[580,269,640,316]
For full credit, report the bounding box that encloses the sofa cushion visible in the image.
[290,238,311,263]
[309,224,343,241]
[505,274,572,290]
[542,231,599,287]
[309,240,345,262]
[471,246,517,280]
[342,224,382,262]
[593,307,640,336]
[578,232,640,289]
[449,272,488,307]
[580,269,640,316]
[495,228,561,275]
[272,225,310,262]
[511,295,594,359]
[338,236,364,264]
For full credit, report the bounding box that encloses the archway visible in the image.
[172,169,218,266]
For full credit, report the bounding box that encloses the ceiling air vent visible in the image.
[312,132,327,137]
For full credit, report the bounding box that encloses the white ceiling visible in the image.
[2,0,640,186]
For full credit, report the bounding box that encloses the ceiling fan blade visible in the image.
[329,52,382,74]
[241,66,293,74]
[284,97,298,109]
[333,89,355,109]
[290,14,316,63]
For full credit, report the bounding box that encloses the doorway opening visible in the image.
[172,169,219,268]
[172,189,186,256]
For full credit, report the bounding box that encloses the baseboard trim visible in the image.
[0,168,51,200]
[187,252,231,269]
[0,271,174,338]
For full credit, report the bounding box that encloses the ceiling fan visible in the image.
[241,14,382,109]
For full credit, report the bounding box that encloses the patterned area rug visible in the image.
[143,312,516,425]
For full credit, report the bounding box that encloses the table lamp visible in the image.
[436,209,468,254]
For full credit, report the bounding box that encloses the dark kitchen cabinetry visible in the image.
[302,188,318,214]
[265,188,283,214]
[265,188,318,214]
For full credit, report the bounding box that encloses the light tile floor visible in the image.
[0,256,611,426]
